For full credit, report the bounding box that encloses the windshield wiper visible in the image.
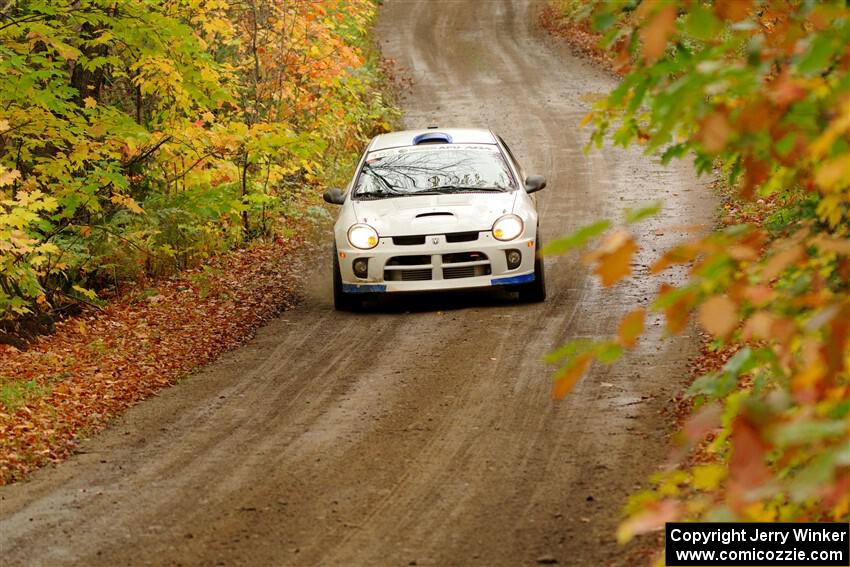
[355,189,406,200]
[423,185,507,194]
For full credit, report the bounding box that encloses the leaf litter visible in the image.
[0,233,310,483]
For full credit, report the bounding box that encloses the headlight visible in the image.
[492,214,524,241]
[348,223,379,249]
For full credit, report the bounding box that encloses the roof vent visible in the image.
[413,132,452,145]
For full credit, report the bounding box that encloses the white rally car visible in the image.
[323,128,546,311]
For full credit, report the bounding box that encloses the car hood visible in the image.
[350,192,517,236]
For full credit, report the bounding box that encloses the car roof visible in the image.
[368,128,498,151]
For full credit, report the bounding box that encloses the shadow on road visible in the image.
[360,288,523,314]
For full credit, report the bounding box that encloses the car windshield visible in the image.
[353,145,516,199]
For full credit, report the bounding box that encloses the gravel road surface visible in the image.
[0,1,713,565]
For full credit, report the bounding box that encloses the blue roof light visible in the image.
[412,132,453,145]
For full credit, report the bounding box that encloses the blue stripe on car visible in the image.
[343,284,387,293]
[491,273,535,286]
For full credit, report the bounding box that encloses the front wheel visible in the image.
[333,248,362,312]
[518,236,546,303]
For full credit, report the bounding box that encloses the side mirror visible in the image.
[524,175,547,194]
[323,187,345,205]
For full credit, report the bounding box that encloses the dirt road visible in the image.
[0,1,714,565]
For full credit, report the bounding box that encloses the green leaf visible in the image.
[545,338,598,364]
[773,420,849,446]
[71,284,101,303]
[796,34,838,75]
[592,12,617,32]
[652,283,697,310]
[596,342,624,363]
[689,370,737,400]
[687,348,780,400]
[541,220,611,255]
[624,201,663,224]
[684,6,720,40]
[789,450,841,502]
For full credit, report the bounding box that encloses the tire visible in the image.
[518,236,546,303]
[333,248,362,312]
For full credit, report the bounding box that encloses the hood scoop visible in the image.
[415,212,454,218]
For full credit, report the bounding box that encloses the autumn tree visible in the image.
[0,0,392,320]
[545,0,850,546]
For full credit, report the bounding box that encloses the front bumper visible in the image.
[337,231,536,293]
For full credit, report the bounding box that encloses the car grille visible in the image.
[392,235,426,245]
[400,268,432,281]
[445,231,479,243]
[443,265,491,279]
[383,252,490,282]
[386,255,431,266]
[442,251,484,264]
[392,231,480,245]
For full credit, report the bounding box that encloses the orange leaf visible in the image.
[698,111,732,153]
[698,295,738,338]
[684,403,722,442]
[650,241,702,273]
[590,232,639,287]
[812,235,850,255]
[552,353,593,400]
[618,308,646,348]
[770,68,807,108]
[659,283,695,335]
[815,154,850,190]
[739,100,778,134]
[742,311,775,341]
[771,317,797,352]
[727,244,758,261]
[762,243,804,280]
[827,305,850,379]
[741,155,770,199]
[613,37,632,74]
[792,362,826,403]
[714,0,751,22]
[742,284,775,306]
[729,416,772,494]
[639,5,677,63]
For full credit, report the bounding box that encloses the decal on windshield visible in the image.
[368,144,498,160]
